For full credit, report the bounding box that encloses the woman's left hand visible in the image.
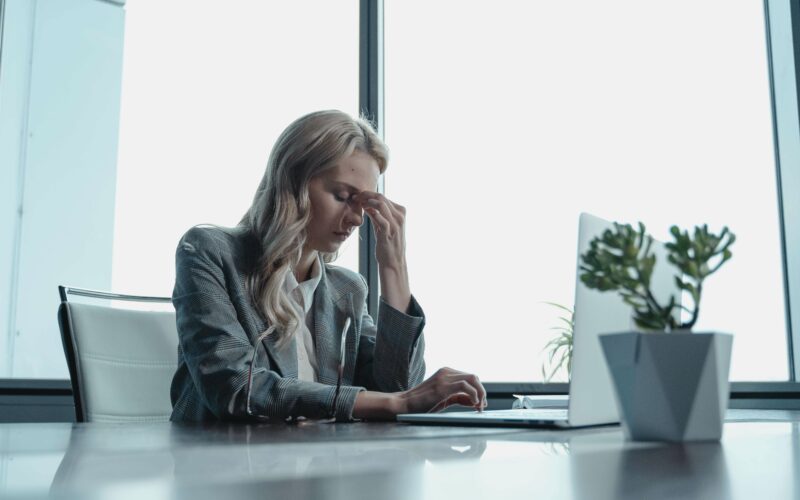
[354,192,407,271]
[353,191,411,312]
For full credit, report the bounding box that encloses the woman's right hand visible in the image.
[396,367,487,414]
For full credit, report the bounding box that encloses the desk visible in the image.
[2,410,799,499]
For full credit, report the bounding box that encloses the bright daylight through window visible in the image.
[0,0,791,383]
[113,1,361,300]
[1,1,359,379]
[384,0,788,381]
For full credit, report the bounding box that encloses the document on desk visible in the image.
[512,394,569,409]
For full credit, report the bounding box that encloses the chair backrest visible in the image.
[57,286,178,423]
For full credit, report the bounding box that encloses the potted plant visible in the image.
[580,222,735,442]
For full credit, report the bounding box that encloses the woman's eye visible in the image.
[334,193,349,202]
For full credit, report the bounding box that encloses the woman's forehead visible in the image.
[325,152,380,191]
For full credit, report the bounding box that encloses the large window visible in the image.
[0,0,358,379]
[2,0,799,385]
[113,0,360,299]
[384,0,788,381]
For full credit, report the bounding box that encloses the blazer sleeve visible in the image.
[172,231,363,421]
[354,275,426,392]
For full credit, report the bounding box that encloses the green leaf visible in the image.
[541,302,574,314]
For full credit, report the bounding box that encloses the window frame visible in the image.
[359,0,383,317]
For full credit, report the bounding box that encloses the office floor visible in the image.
[2,410,799,499]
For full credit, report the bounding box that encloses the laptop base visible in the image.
[397,409,618,430]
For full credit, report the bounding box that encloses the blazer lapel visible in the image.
[313,265,355,385]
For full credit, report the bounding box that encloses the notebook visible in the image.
[397,213,679,428]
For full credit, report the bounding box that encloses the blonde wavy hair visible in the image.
[239,110,388,343]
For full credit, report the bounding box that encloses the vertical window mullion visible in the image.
[359,0,383,318]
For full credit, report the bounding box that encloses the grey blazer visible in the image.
[170,226,426,422]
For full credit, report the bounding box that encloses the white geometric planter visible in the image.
[599,332,733,442]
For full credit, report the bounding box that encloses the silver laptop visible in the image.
[397,213,679,429]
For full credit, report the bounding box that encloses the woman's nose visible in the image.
[344,201,364,228]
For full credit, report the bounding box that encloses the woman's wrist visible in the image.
[392,391,409,414]
[378,258,408,275]
[353,391,407,420]
[379,264,409,291]
[379,265,411,313]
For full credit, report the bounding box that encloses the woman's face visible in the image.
[305,150,381,253]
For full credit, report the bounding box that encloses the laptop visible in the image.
[397,212,679,429]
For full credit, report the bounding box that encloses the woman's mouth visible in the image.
[334,231,350,241]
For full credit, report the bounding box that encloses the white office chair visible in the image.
[57,286,178,423]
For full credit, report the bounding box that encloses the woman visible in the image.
[170,110,486,422]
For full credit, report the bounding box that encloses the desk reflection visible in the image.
[569,441,730,499]
[41,419,800,500]
[49,421,493,498]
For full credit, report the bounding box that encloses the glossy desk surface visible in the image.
[2,410,799,499]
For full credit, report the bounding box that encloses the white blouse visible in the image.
[284,256,322,382]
